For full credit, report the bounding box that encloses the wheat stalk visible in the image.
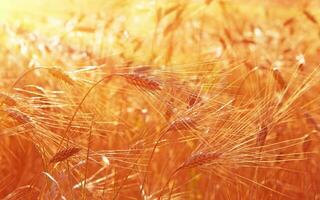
[3,185,40,200]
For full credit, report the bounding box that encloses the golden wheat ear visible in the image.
[49,147,81,163]
[181,151,222,169]
[256,125,268,147]
[0,93,17,106]
[272,68,287,90]
[48,67,75,85]
[188,92,202,108]
[120,73,162,91]
[303,10,318,25]
[4,108,33,125]
[304,112,320,132]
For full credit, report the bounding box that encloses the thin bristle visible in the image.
[3,185,40,200]
[167,117,198,132]
[22,85,46,95]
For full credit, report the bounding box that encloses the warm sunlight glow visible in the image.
[0,0,320,199]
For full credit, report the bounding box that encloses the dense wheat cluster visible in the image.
[0,0,320,199]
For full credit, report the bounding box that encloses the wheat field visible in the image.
[0,0,320,199]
